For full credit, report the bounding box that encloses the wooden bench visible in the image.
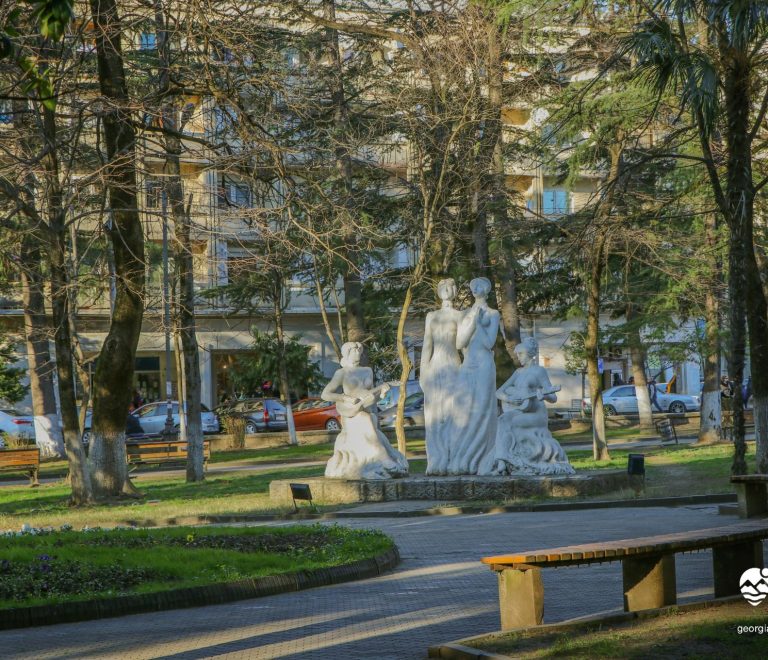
[482,521,768,631]
[126,440,210,471]
[0,447,40,486]
[722,407,754,441]
[732,475,768,518]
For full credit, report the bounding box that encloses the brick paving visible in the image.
[0,505,756,659]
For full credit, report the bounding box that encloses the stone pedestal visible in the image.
[498,567,544,630]
[269,470,630,506]
[622,554,676,611]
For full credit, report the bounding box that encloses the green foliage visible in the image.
[1,1,74,109]
[230,328,324,397]
[0,337,27,405]
[0,525,394,608]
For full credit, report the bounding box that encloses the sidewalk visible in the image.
[0,504,752,659]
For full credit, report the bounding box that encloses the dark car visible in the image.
[217,398,288,434]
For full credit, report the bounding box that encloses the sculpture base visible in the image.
[269,470,630,506]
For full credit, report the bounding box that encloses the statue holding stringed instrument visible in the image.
[321,342,408,480]
[492,337,575,476]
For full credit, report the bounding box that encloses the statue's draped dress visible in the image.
[448,308,498,475]
[493,365,575,475]
[325,366,408,480]
[421,308,462,475]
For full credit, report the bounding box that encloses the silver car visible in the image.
[132,401,220,435]
[583,383,700,416]
[378,392,425,428]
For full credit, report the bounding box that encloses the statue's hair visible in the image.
[470,276,492,296]
[340,341,363,368]
[518,336,539,356]
[437,278,456,298]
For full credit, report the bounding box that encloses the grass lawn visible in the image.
[464,600,766,658]
[0,524,393,610]
[0,441,749,529]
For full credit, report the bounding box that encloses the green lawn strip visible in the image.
[463,600,765,658]
[0,443,745,529]
[0,524,393,610]
[0,465,326,529]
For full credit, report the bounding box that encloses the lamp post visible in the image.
[162,189,175,437]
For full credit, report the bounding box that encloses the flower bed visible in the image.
[0,524,394,610]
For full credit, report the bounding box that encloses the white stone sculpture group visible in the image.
[321,277,574,480]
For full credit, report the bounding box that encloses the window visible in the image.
[218,178,251,208]
[542,189,569,215]
[284,48,302,69]
[139,33,156,50]
[0,100,12,124]
[145,180,164,209]
[613,387,635,397]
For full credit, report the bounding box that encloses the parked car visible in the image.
[132,401,220,435]
[378,392,425,428]
[292,398,341,431]
[84,402,220,441]
[82,411,147,446]
[0,409,35,443]
[217,398,288,434]
[582,383,701,416]
[376,380,423,411]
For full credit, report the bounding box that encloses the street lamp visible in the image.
[161,189,175,437]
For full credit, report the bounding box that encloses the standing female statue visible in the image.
[420,278,463,475]
[448,277,499,475]
[322,342,409,480]
[492,337,575,475]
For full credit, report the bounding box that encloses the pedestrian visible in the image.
[743,377,752,410]
[648,379,663,412]
[130,389,144,412]
[720,376,733,400]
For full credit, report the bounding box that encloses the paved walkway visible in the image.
[0,504,755,659]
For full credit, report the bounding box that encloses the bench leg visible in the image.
[713,541,764,597]
[497,567,544,630]
[622,554,676,612]
[734,482,768,518]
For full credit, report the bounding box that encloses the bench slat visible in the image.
[482,521,768,568]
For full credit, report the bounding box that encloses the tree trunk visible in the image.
[394,284,414,457]
[698,213,722,444]
[153,1,204,481]
[88,0,145,497]
[20,235,63,458]
[312,256,342,360]
[626,309,653,430]
[40,99,93,504]
[13,99,63,458]
[719,46,766,475]
[586,232,609,461]
[324,0,366,348]
[274,299,298,446]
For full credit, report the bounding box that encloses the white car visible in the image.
[0,409,36,443]
[583,383,701,416]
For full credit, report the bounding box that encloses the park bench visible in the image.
[0,447,40,486]
[721,407,754,441]
[482,520,768,631]
[731,474,768,518]
[126,439,210,471]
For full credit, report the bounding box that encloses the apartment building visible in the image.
[0,12,703,414]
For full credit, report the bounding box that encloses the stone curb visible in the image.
[106,493,736,529]
[0,546,400,631]
[427,595,743,659]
